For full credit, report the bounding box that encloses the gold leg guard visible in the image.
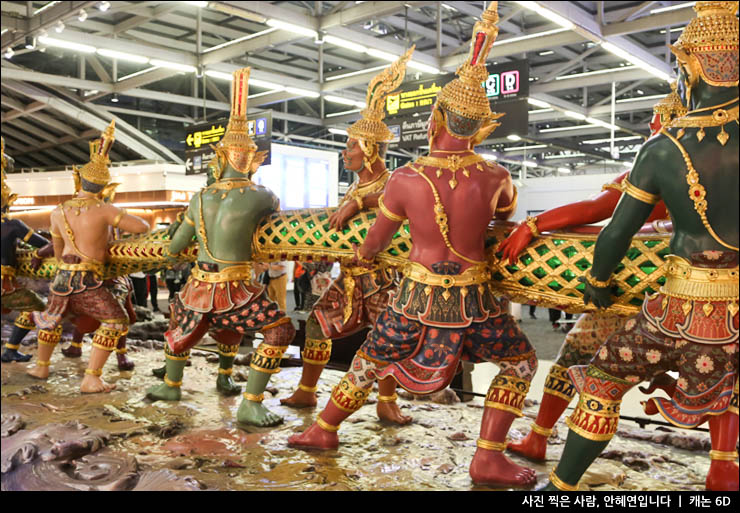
[330,375,371,413]
[250,343,287,374]
[92,326,127,352]
[37,326,63,347]
[14,311,36,330]
[565,393,622,442]
[543,364,578,402]
[484,375,531,417]
[302,337,332,365]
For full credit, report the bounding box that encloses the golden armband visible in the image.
[622,178,660,205]
[378,194,405,222]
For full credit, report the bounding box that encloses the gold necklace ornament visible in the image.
[208,177,255,198]
[660,127,738,251]
[344,169,389,210]
[667,104,738,145]
[416,153,485,190]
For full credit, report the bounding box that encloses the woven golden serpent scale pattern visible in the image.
[15,210,669,315]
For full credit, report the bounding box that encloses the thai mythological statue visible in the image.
[289,2,540,489]
[27,121,150,393]
[280,48,415,426]
[544,1,738,492]
[502,103,677,463]
[1,137,51,363]
[145,67,297,429]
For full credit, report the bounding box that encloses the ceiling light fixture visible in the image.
[615,93,665,103]
[77,9,88,22]
[527,98,552,109]
[507,134,522,141]
[54,20,65,33]
[325,65,387,82]
[285,86,320,98]
[650,2,696,14]
[601,42,672,81]
[539,124,599,133]
[328,128,348,136]
[266,19,318,39]
[513,2,574,29]
[38,36,96,53]
[564,110,586,121]
[97,48,150,63]
[503,144,548,152]
[180,1,209,7]
[326,109,362,118]
[150,59,197,72]
[496,28,569,46]
[522,160,538,167]
[98,1,111,12]
[323,35,367,54]
[111,93,119,103]
[557,167,572,173]
[366,48,398,62]
[4,47,14,59]
[555,65,638,80]
[582,135,643,144]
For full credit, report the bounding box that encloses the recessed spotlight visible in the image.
[4,47,14,59]
[54,20,65,33]
[78,9,88,22]
[98,1,111,12]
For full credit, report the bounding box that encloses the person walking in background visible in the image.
[267,262,288,312]
[292,262,306,311]
[129,271,147,307]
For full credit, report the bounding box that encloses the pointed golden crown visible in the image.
[77,120,116,186]
[346,46,415,144]
[437,2,500,121]
[671,1,739,86]
[212,67,266,176]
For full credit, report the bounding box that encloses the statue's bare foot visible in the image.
[237,399,283,427]
[706,461,739,491]
[145,383,181,401]
[469,448,537,488]
[287,423,338,450]
[26,365,50,380]
[61,345,82,358]
[1,348,33,363]
[216,375,242,396]
[80,375,117,394]
[377,401,412,425]
[507,431,547,462]
[116,353,135,371]
[280,388,317,408]
[152,365,166,379]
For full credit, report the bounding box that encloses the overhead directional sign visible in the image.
[184,111,272,175]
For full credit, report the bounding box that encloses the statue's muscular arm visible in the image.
[590,145,661,281]
[492,171,515,221]
[169,196,197,255]
[12,218,49,249]
[105,205,149,235]
[359,170,407,260]
[49,208,65,259]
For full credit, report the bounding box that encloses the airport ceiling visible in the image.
[1,1,697,175]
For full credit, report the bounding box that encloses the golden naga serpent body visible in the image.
[14,207,670,315]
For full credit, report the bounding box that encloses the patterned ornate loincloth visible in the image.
[359,262,535,394]
[312,266,396,339]
[34,270,127,331]
[555,312,629,368]
[165,262,285,353]
[568,303,738,429]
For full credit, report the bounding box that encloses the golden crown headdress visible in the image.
[346,46,414,153]
[671,1,739,86]
[653,81,688,124]
[438,2,501,122]
[75,120,116,188]
[211,67,268,179]
[2,137,18,209]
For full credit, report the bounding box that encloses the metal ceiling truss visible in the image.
[1,1,692,169]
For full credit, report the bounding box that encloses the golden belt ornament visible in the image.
[57,261,104,277]
[190,264,253,283]
[403,261,490,288]
[661,255,739,300]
